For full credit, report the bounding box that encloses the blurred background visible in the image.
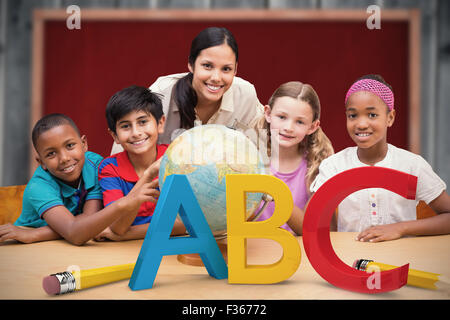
[0,0,449,187]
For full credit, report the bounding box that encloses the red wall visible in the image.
[43,20,408,158]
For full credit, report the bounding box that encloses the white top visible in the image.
[310,144,447,232]
[111,73,264,154]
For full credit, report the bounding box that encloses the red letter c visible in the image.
[303,167,417,293]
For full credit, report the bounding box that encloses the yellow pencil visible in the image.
[353,259,450,290]
[42,263,135,295]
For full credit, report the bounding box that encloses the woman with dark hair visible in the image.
[112,27,263,153]
[155,26,263,143]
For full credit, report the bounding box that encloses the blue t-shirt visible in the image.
[14,151,104,228]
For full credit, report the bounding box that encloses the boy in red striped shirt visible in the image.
[97,86,185,241]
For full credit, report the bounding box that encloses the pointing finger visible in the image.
[142,159,161,182]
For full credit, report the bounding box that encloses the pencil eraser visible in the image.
[42,275,60,295]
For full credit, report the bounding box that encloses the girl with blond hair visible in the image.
[258,81,334,235]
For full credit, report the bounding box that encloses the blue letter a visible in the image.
[129,174,228,290]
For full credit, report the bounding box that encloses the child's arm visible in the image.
[356,191,450,242]
[108,179,159,236]
[42,198,134,245]
[42,166,160,245]
[108,159,162,236]
[81,198,104,216]
[286,197,338,236]
[286,205,304,236]
[0,198,103,244]
[330,211,338,231]
[94,225,147,241]
[95,218,186,241]
[0,199,105,244]
[0,224,61,243]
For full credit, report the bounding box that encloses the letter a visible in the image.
[366,5,381,30]
[226,174,301,284]
[129,174,228,290]
[66,5,81,30]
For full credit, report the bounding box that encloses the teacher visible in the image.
[112,27,263,153]
[154,26,264,143]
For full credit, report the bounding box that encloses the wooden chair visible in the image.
[0,185,26,224]
[416,200,437,219]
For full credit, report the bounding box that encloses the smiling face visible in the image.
[110,110,165,156]
[345,91,395,151]
[265,96,319,152]
[35,124,87,187]
[188,42,237,106]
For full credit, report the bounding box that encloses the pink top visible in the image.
[256,158,309,234]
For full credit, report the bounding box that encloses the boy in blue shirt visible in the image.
[0,113,159,245]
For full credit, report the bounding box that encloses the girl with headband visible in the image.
[310,74,450,242]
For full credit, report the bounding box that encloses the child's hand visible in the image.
[0,223,35,243]
[120,162,161,212]
[148,157,162,174]
[134,162,161,203]
[94,227,122,242]
[356,223,406,242]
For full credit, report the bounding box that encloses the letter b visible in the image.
[226,174,301,284]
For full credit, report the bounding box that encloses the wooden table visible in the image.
[0,232,449,300]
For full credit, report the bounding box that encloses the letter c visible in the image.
[302,167,416,293]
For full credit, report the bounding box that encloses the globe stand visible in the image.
[176,194,272,267]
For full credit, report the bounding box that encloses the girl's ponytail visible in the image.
[174,72,197,129]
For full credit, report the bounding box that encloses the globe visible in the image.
[159,124,267,235]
